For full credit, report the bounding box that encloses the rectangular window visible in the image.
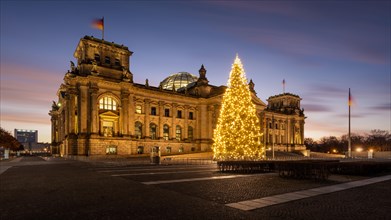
[151,107,157,115]
[164,109,170,117]
[102,121,114,137]
[179,147,184,153]
[105,56,110,64]
[269,123,272,129]
[106,145,117,155]
[137,146,144,154]
[166,147,172,153]
[177,110,182,118]
[189,112,193,120]
[275,124,278,129]
[115,59,120,66]
[94,54,100,62]
[136,105,142,114]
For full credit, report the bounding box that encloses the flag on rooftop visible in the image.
[92,17,104,30]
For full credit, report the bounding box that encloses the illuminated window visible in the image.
[136,105,142,114]
[188,126,193,141]
[163,124,169,140]
[137,146,144,154]
[189,112,193,120]
[177,110,182,118]
[164,109,170,117]
[151,107,157,115]
[99,97,117,110]
[176,125,182,141]
[106,145,117,155]
[166,147,172,153]
[135,122,143,139]
[102,121,113,137]
[150,123,157,140]
[179,147,184,153]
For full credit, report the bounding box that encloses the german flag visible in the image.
[348,89,355,106]
[92,17,104,30]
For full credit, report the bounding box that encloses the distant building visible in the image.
[49,36,306,157]
[14,129,38,151]
[14,129,38,143]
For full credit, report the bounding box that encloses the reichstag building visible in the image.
[49,36,306,157]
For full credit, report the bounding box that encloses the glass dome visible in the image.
[160,72,198,91]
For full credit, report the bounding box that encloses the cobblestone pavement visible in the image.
[1,156,390,220]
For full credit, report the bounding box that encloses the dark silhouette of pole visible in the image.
[348,88,351,158]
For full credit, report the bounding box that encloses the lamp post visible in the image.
[272,114,275,160]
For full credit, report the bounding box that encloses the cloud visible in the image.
[205,1,302,17]
[335,113,365,118]
[301,104,332,112]
[1,114,51,125]
[1,62,60,127]
[370,103,391,111]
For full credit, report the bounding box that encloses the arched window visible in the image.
[150,123,157,140]
[188,126,193,141]
[176,125,182,141]
[99,97,117,111]
[135,122,143,139]
[94,54,100,62]
[163,124,169,140]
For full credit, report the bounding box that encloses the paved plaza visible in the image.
[1,156,390,219]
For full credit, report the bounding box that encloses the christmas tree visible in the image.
[212,55,265,160]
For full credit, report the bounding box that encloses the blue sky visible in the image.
[1,0,390,142]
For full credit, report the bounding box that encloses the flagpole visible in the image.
[348,88,351,158]
[102,17,104,40]
[272,114,275,159]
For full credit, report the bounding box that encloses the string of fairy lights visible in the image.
[212,55,265,161]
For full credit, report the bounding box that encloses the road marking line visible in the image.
[0,166,12,175]
[112,169,218,177]
[100,166,217,173]
[226,175,391,211]
[141,174,267,185]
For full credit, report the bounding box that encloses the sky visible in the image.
[1,0,390,143]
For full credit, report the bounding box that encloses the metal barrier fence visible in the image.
[161,157,216,165]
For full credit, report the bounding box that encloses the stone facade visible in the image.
[49,36,306,157]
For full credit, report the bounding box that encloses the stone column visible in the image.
[68,93,76,134]
[89,86,99,135]
[171,103,177,139]
[184,105,189,139]
[121,90,129,136]
[79,85,88,134]
[129,95,136,137]
[158,101,165,139]
[64,93,70,136]
[144,99,150,138]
